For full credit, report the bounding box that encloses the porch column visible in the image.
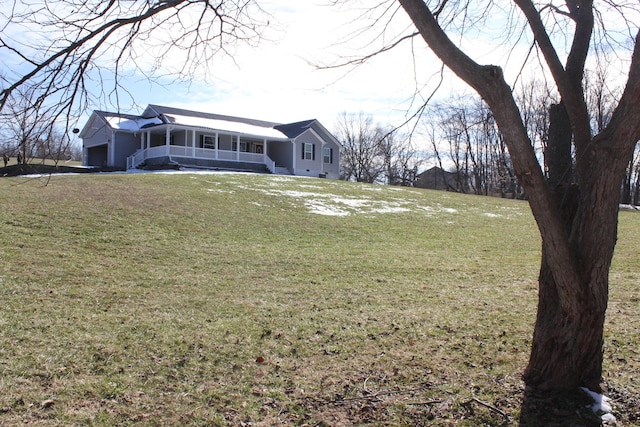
[292,140,296,173]
[215,132,219,159]
[108,131,115,166]
[165,127,171,156]
[236,135,240,161]
[192,130,196,158]
[140,133,144,151]
[263,138,267,163]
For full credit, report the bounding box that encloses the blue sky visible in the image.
[2,0,634,141]
[71,0,443,131]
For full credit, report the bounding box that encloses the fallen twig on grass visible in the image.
[463,397,509,425]
[405,400,443,406]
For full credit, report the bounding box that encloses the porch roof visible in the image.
[161,113,289,140]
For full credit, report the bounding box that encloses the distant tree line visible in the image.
[335,112,424,186]
[337,74,640,205]
[0,88,82,165]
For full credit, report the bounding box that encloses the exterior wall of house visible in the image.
[218,134,233,150]
[267,141,293,170]
[149,132,166,147]
[81,116,108,148]
[86,145,108,167]
[414,167,465,191]
[293,130,341,178]
[294,130,322,177]
[112,132,139,168]
[322,140,340,179]
[172,129,189,146]
[82,116,111,167]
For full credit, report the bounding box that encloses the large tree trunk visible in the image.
[522,100,604,391]
[398,0,640,393]
[524,254,607,391]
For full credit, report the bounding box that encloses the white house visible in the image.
[79,104,341,178]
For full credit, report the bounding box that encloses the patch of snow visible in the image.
[442,207,458,214]
[106,116,163,131]
[580,387,616,423]
[267,189,327,199]
[360,186,384,192]
[164,114,288,139]
[305,200,350,216]
[619,204,639,211]
[331,197,371,208]
[269,176,296,183]
[483,213,502,218]
[370,206,411,214]
[207,188,234,194]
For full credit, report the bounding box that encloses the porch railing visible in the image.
[127,145,276,172]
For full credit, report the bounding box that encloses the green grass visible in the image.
[0,172,638,425]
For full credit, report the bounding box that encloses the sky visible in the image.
[1,0,636,143]
[83,0,448,131]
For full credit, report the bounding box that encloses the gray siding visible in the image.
[294,130,338,177]
[295,131,321,176]
[268,141,293,169]
[113,133,139,168]
[82,117,110,149]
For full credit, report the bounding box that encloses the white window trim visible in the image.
[304,143,313,160]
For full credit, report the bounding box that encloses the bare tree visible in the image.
[515,79,556,177]
[395,0,640,395]
[336,112,423,185]
[427,98,519,196]
[379,129,423,186]
[0,87,57,163]
[336,112,385,183]
[0,0,269,134]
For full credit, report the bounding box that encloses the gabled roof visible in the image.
[82,104,337,143]
[274,119,317,138]
[276,119,342,147]
[78,110,163,138]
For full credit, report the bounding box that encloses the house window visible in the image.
[323,147,333,164]
[240,141,249,152]
[201,135,216,149]
[303,143,314,161]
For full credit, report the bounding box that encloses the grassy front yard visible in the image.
[0,172,638,425]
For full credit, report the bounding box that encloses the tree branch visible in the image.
[398,0,586,314]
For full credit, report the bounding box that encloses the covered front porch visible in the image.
[126,125,293,173]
